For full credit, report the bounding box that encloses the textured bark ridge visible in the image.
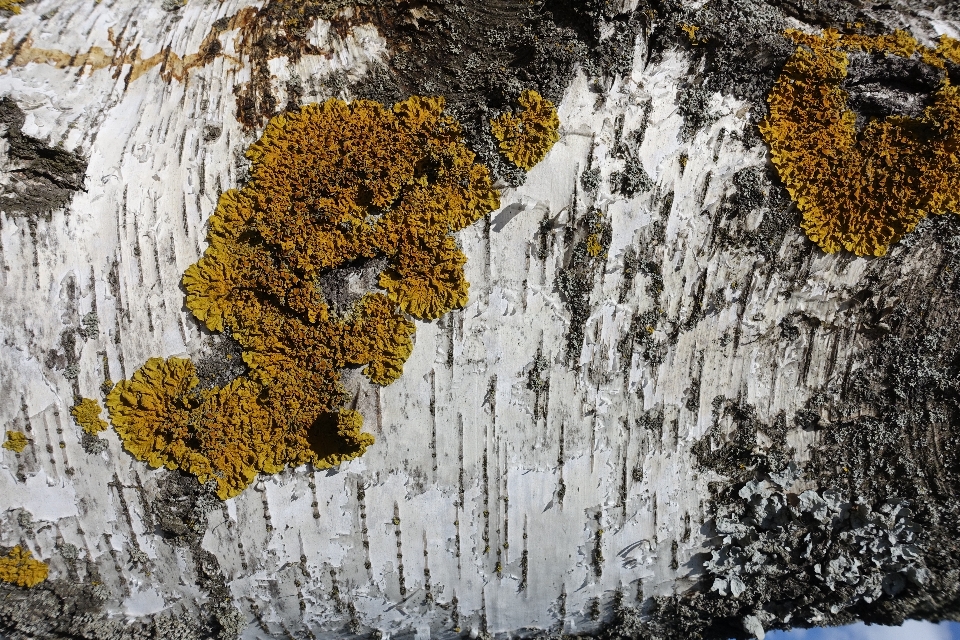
[1,0,959,639]
[0,97,86,219]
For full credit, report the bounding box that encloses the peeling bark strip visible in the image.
[0,7,256,82]
[2,0,960,638]
[0,1,353,131]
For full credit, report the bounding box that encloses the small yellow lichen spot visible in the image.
[491,90,561,171]
[760,29,960,256]
[2,431,28,453]
[586,233,604,258]
[70,397,108,435]
[583,210,609,259]
[0,0,22,14]
[680,23,701,44]
[0,546,48,588]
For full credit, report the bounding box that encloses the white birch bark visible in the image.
[0,1,957,638]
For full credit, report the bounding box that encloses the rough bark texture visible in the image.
[1,0,959,638]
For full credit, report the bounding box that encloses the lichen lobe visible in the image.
[491,90,561,171]
[0,546,48,588]
[70,397,108,435]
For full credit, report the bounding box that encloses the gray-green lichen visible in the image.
[555,208,612,364]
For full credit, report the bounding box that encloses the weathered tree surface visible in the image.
[2,0,960,638]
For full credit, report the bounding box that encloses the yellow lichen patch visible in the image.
[586,234,604,258]
[0,546,48,588]
[760,29,960,256]
[70,397,108,435]
[585,210,610,259]
[106,357,200,471]
[2,431,28,453]
[838,29,920,59]
[937,35,960,65]
[681,24,699,41]
[491,90,561,171]
[0,0,21,13]
[107,97,499,497]
[680,23,706,45]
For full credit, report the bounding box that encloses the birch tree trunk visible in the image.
[1,0,960,639]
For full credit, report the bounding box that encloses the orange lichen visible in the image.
[680,24,700,42]
[937,34,960,65]
[108,97,499,498]
[70,397,108,435]
[2,431,28,453]
[107,357,200,470]
[0,546,48,588]
[586,234,604,258]
[490,90,561,171]
[679,23,707,45]
[760,29,960,256]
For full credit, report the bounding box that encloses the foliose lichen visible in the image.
[490,90,561,171]
[106,96,500,499]
[70,397,108,435]
[707,467,930,615]
[760,30,960,256]
[2,431,28,453]
[610,155,654,198]
[0,546,48,588]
